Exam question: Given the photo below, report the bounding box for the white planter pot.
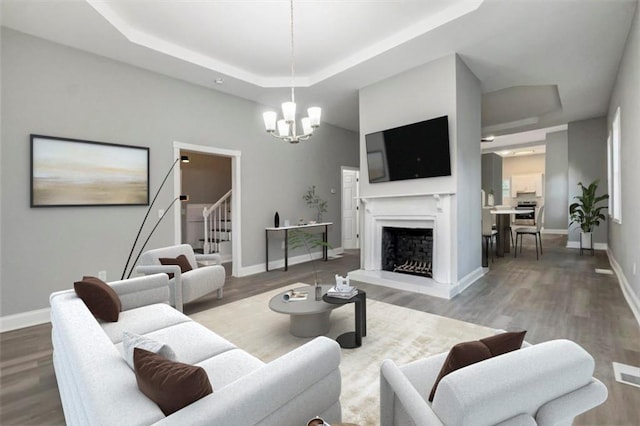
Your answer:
[487,194,495,206]
[580,231,593,249]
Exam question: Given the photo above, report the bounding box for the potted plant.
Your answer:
[569,180,609,252]
[303,185,328,223]
[288,229,332,300]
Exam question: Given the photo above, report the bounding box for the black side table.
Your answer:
[323,290,366,348]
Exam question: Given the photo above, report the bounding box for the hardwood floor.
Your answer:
[1,235,639,425]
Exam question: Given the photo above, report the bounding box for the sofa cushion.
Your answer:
[160,254,193,279]
[102,303,190,344]
[196,348,264,390]
[122,331,176,369]
[143,321,237,365]
[429,331,526,401]
[134,348,212,416]
[74,276,122,322]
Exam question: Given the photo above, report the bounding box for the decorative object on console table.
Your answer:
[274,211,280,228]
[569,180,608,256]
[303,185,328,223]
[487,189,495,206]
[121,155,189,279]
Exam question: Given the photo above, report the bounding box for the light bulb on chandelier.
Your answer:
[263,0,321,143]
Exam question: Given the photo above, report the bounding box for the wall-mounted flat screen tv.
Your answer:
[365,115,451,183]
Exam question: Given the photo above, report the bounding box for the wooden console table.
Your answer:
[265,222,332,271]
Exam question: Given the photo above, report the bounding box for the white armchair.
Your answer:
[136,244,225,312]
[380,339,607,426]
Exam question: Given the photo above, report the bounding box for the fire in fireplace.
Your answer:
[381,227,433,278]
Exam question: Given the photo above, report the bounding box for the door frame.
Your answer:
[341,166,360,249]
[173,141,242,277]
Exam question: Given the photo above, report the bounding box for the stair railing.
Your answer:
[202,189,232,254]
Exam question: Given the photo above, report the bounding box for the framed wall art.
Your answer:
[30,134,149,207]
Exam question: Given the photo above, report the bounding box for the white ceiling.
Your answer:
[2,0,637,141]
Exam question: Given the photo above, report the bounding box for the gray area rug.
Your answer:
[190,284,495,425]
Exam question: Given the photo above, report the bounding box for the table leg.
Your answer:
[495,214,511,257]
[335,293,365,349]
[323,225,328,261]
[284,229,289,271]
[482,236,489,267]
[265,230,269,272]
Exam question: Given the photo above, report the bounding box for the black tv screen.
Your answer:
[365,115,451,183]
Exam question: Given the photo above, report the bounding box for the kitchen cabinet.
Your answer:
[511,173,543,197]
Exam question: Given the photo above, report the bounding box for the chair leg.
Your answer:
[538,232,543,254]
[490,237,494,262]
[514,233,518,258]
[535,235,539,260]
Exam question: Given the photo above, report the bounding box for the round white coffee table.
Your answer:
[269,284,339,337]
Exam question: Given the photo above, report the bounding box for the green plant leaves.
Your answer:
[569,179,609,233]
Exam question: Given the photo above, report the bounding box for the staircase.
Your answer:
[201,189,232,258]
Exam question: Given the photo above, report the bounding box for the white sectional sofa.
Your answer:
[50,273,342,425]
[380,339,608,426]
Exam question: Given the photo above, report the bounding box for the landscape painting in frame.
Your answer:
[31,135,149,207]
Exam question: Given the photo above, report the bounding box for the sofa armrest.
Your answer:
[155,337,342,426]
[108,273,172,311]
[194,253,222,265]
[536,378,608,424]
[380,359,444,426]
[135,265,183,312]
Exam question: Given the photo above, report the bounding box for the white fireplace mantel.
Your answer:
[349,193,457,299]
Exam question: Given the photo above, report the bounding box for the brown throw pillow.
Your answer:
[134,348,212,416]
[159,254,193,279]
[74,276,122,322]
[428,331,526,401]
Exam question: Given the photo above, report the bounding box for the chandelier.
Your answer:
[263,0,321,143]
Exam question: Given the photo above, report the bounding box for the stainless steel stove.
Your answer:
[515,200,536,225]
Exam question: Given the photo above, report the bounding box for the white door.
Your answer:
[342,168,360,249]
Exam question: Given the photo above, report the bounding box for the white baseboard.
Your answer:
[542,229,568,235]
[0,308,51,333]
[454,266,487,295]
[237,247,344,278]
[607,249,640,327]
[566,241,608,250]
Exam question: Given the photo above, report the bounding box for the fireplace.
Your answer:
[382,227,433,278]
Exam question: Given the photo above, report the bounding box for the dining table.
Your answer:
[490,208,534,257]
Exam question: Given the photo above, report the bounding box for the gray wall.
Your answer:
[481,153,503,205]
[454,56,482,280]
[359,55,457,198]
[544,130,568,231]
[359,54,482,282]
[567,117,608,244]
[607,2,639,304]
[0,29,359,317]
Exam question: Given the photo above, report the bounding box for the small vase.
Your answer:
[274,211,280,228]
[315,285,322,301]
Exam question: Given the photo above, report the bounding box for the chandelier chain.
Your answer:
[289,0,295,103]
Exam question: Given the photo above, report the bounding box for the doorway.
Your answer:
[341,167,360,249]
[173,141,242,277]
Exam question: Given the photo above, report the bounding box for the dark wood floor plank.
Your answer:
[1,235,639,425]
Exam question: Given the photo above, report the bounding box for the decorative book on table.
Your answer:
[282,290,308,302]
[327,275,357,299]
[327,286,357,299]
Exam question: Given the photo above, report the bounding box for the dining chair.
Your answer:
[482,208,498,262]
[514,205,544,260]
